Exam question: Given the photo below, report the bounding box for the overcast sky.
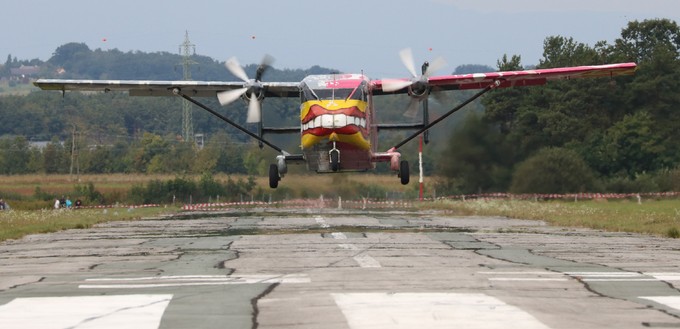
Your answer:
[3,0,679,78]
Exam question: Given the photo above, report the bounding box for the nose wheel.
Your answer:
[330,150,340,172]
[329,142,340,172]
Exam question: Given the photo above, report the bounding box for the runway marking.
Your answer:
[566,271,658,282]
[645,273,680,281]
[314,216,329,228]
[338,243,360,251]
[581,278,659,282]
[352,254,381,268]
[478,271,564,275]
[79,274,310,289]
[489,278,569,282]
[332,292,550,329]
[0,294,171,329]
[566,271,645,277]
[640,296,680,311]
[329,228,382,268]
[480,271,568,282]
[331,232,347,239]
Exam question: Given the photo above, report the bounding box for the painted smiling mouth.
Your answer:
[300,103,371,150]
[301,104,367,133]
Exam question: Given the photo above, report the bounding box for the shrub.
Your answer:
[510,147,598,194]
[603,173,659,193]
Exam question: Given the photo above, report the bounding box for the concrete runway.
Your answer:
[1,208,680,328]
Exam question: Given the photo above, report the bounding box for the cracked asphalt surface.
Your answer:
[1,208,680,328]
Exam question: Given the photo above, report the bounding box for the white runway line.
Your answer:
[581,279,659,282]
[329,228,382,268]
[488,278,569,282]
[0,294,172,329]
[645,273,680,281]
[480,271,569,282]
[566,272,644,277]
[79,274,310,289]
[332,292,550,329]
[478,271,564,275]
[314,216,330,228]
[352,254,381,268]
[338,243,360,251]
[566,271,658,282]
[331,232,347,239]
[640,296,680,311]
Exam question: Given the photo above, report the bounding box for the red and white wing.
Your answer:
[372,62,637,94]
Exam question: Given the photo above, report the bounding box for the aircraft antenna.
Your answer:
[179,31,198,143]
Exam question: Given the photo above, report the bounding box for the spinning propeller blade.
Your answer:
[382,79,414,93]
[403,98,420,119]
[217,55,275,123]
[399,48,418,78]
[225,57,249,82]
[424,56,447,77]
[247,93,261,123]
[217,87,248,106]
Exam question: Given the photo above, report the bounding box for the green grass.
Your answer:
[425,198,680,238]
[0,206,177,242]
[2,188,680,243]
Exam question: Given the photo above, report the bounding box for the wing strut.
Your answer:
[390,80,500,151]
[174,88,286,154]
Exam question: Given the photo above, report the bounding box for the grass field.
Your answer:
[1,174,679,243]
[0,206,177,242]
[427,198,680,238]
[0,173,422,200]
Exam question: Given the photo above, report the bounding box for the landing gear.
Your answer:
[269,164,280,189]
[330,150,340,172]
[399,160,410,185]
[329,142,340,172]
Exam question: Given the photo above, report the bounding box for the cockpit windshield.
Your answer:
[300,74,368,103]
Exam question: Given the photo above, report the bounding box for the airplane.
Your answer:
[34,49,637,188]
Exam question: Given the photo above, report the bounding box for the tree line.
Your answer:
[438,19,680,194]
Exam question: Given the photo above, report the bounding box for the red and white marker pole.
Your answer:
[419,135,424,201]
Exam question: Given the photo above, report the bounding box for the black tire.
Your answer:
[330,150,340,172]
[268,164,279,188]
[399,160,410,185]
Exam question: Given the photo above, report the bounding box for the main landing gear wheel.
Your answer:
[399,160,410,185]
[269,164,280,188]
[330,150,340,172]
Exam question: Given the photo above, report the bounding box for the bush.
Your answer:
[126,175,257,204]
[73,182,104,205]
[603,173,660,193]
[510,147,598,194]
[654,168,680,192]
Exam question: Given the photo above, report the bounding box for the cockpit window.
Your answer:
[301,82,366,102]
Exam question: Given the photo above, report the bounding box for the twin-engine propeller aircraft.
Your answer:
[34,49,637,188]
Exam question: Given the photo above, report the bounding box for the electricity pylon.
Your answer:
[179,31,197,143]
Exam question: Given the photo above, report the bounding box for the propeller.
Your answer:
[382,48,447,118]
[217,55,275,123]
[382,48,447,93]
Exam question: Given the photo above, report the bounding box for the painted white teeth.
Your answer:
[302,114,366,130]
